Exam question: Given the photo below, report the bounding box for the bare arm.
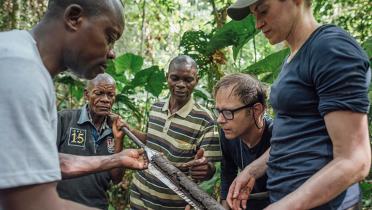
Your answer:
[265,111,371,210]
[128,127,147,144]
[0,182,98,210]
[59,149,147,179]
[110,117,125,184]
[227,147,270,210]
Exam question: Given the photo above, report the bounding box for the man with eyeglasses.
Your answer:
[213,73,272,210]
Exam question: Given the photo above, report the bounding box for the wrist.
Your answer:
[206,162,216,179]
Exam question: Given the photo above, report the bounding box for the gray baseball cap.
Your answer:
[227,0,259,21]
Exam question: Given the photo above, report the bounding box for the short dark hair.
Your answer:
[168,55,198,73]
[45,0,122,19]
[214,73,267,107]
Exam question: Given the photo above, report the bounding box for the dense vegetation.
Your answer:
[1,0,371,209]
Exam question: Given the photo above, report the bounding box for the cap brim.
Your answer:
[227,0,258,21]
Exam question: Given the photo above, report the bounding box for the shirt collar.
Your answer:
[162,97,195,118]
[77,104,109,131]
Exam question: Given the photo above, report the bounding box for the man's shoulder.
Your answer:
[309,25,366,56]
[58,108,82,119]
[190,102,215,122]
[152,101,166,108]
[0,30,37,59]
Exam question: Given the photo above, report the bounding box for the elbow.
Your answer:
[358,157,371,180]
[352,151,371,182]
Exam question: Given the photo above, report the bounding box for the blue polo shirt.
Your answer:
[268,25,370,209]
[56,105,116,210]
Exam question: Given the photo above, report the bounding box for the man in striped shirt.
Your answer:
[127,55,221,210]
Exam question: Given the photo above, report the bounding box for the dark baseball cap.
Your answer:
[227,0,259,20]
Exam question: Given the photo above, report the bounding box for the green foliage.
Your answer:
[361,180,372,209]
[209,16,259,60]
[313,0,371,43]
[131,66,166,97]
[362,37,372,60]
[2,0,371,209]
[199,162,221,200]
[106,53,167,129]
[114,53,144,75]
[243,48,290,83]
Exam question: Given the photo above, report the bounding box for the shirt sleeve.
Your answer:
[220,132,238,200]
[56,112,64,149]
[310,29,371,116]
[0,58,61,189]
[198,120,222,162]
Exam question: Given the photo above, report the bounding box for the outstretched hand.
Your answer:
[226,169,256,210]
[118,149,148,170]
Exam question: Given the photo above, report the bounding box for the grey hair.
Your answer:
[86,73,116,90]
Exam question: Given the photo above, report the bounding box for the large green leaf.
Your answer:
[131,66,166,97]
[114,53,144,75]
[362,37,372,60]
[207,15,259,59]
[243,48,290,83]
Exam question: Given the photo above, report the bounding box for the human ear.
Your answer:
[253,103,264,118]
[83,88,89,101]
[64,4,84,31]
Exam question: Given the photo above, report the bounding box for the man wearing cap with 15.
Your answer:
[226,0,371,210]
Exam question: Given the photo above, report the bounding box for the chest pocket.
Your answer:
[168,124,200,159]
[68,127,86,148]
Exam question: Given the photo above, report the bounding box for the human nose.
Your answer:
[255,17,265,30]
[101,94,110,102]
[216,112,226,124]
[176,80,186,88]
[107,48,116,59]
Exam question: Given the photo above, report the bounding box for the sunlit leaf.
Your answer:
[243,48,289,83]
[131,66,166,97]
[114,53,144,75]
[208,15,259,59]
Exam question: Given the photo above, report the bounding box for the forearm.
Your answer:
[273,156,368,210]
[59,153,123,179]
[243,147,270,179]
[270,112,371,210]
[129,127,147,144]
[0,182,98,210]
[110,140,125,183]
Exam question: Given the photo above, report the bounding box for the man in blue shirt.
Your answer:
[214,73,272,210]
[226,0,371,210]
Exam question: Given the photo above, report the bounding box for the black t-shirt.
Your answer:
[220,117,272,210]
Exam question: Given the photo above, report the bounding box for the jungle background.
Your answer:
[0,0,371,209]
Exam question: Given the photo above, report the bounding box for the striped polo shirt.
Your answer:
[130,98,221,210]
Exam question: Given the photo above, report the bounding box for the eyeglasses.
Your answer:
[213,102,255,120]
